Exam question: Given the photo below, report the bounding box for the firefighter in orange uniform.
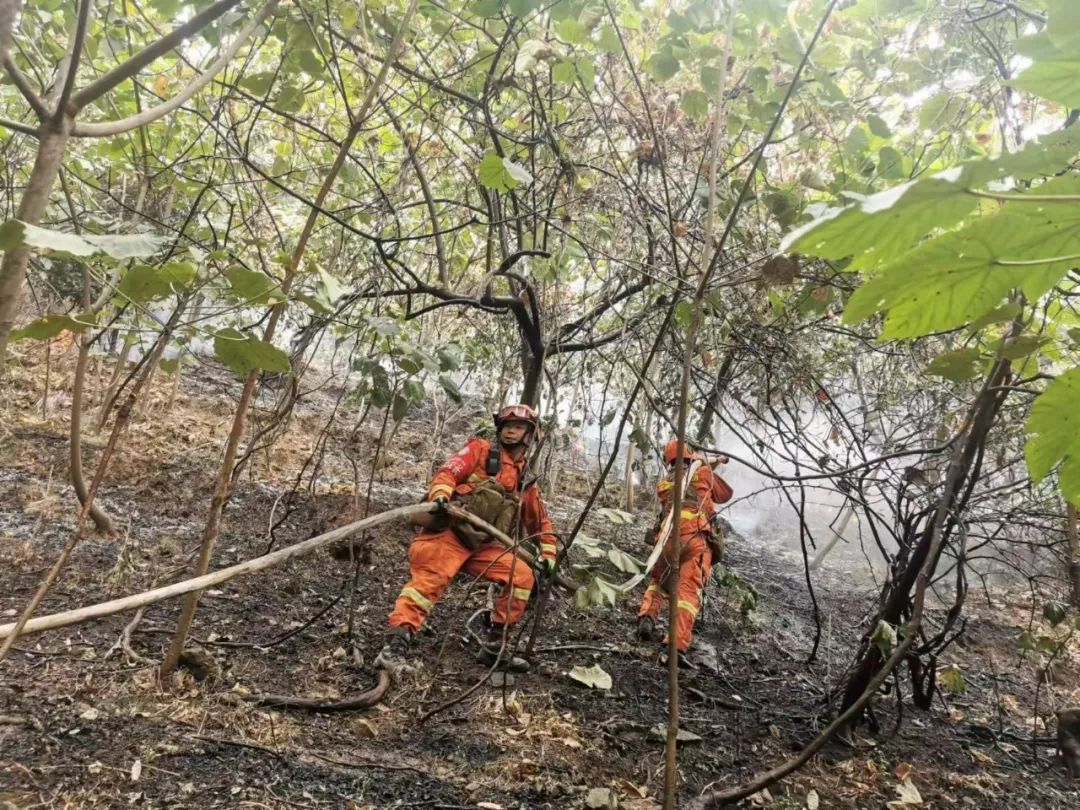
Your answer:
[636,439,733,660]
[375,404,557,674]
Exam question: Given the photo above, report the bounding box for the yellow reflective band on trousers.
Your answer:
[400,586,432,612]
[512,587,531,602]
[680,509,703,520]
[677,599,699,617]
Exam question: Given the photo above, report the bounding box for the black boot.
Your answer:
[468,612,530,673]
[636,616,657,642]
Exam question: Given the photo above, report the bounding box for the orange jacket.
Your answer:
[428,437,557,561]
[656,463,732,538]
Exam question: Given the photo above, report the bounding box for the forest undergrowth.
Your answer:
[1,345,1077,810]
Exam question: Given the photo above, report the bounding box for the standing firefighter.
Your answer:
[636,439,733,660]
[375,404,558,675]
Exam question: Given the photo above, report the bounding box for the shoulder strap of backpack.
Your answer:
[485,442,502,477]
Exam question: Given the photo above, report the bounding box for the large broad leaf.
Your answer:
[1025,368,1080,506]
[225,266,285,305]
[568,663,612,689]
[213,328,291,375]
[843,175,1080,338]
[1041,0,1080,50]
[477,152,531,192]
[10,312,97,342]
[925,348,983,382]
[1010,32,1080,108]
[118,262,197,302]
[0,220,165,259]
[782,127,1080,267]
[607,547,642,574]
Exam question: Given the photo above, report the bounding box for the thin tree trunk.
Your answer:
[0,124,72,368]
[623,419,636,512]
[1068,504,1080,609]
[161,0,423,676]
[71,331,115,534]
[97,331,133,432]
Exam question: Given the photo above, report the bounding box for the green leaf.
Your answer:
[681,89,709,121]
[552,59,575,84]
[392,392,410,422]
[842,176,1080,338]
[968,303,1021,332]
[118,262,196,302]
[782,127,1080,269]
[870,619,897,655]
[675,300,694,327]
[918,93,949,129]
[438,374,463,403]
[0,220,165,259]
[867,114,891,138]
[1010,32,1080,107]
[877,146,904,179]
[598,25,620,53]
[473,0,502,16]
[1000,335,1051,360]
[646,51,679,82]
[1043,600,1069,627]
[436,345,461,371]
[700,65,722,94]
[225,266,284,305]
[926,348,983,382]
[556,18,585,44]
[478,151,529,191]
[239,71,276,95]
[575,57,595,90]
[1025,369,1080,506]
[9,312,96,342]
[607,547,642,574]
[568,663,612,689]
[159,357,180,374]
[1018,630,1037,652]
[940,664,965,694]
[213,329,290,376]
[396,355,422,374]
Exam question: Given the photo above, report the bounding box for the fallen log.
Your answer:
[0,502,575,641]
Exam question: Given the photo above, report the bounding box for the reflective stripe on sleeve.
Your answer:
[429,484,454,500]
[512,587,531,602]
[400,586,433,612]
[677,599,699,617]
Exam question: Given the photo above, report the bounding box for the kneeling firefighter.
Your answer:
[375,404,558,675]
[636,439,733,661]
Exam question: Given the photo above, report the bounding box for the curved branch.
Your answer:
[70,0,244,109]
[1,54,48,120]
[52,0,92,120]
[71,0,279,137]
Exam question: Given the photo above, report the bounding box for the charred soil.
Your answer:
[1,348,1078,809]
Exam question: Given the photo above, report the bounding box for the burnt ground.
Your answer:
[1,345,1079,809]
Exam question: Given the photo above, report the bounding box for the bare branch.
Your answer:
[69,0,244,110]
[72,0,278,137]
[1,54,47,120]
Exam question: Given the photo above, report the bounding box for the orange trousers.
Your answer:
[388,528,534,633]
[637,533,711,652]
